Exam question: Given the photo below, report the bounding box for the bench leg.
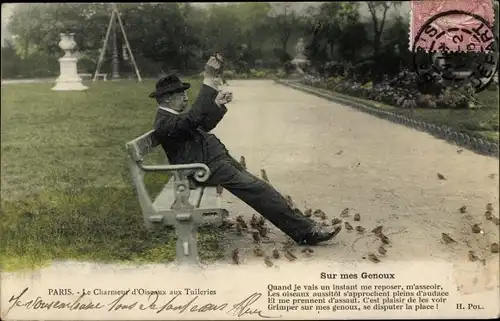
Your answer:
[174,221,200,264]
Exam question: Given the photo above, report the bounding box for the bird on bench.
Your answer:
[149,55,341,246]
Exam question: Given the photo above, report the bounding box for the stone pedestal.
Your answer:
[52,57,88,91]
[52,33,88,91]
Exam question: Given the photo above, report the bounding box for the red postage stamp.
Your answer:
[410,0,496,53]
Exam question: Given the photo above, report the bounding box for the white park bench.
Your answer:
[125,130,228,264]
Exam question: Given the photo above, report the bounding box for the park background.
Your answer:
[1,2,499,271]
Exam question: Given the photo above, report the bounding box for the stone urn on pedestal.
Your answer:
[52,33,88,91]
[290,38,311,78]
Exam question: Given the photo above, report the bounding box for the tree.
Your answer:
[365,1,402,57]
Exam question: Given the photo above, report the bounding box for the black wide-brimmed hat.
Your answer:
[148,74,191,98]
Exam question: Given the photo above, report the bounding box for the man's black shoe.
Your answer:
[302,225,342,245]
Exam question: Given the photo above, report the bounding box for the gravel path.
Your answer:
[213,80,499,294]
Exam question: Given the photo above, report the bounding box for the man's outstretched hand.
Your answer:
[215,90,233,106]
[205,55,223,79]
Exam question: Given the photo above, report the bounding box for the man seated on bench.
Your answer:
[150,56,341,246]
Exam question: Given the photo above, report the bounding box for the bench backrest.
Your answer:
[125,130,159,162]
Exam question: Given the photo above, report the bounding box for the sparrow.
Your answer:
[441,233,456,244]
[318,210,327,220]
[231,248,240,264]
[284,250,297,261]
[236,215,248,229]
[485,211,493,220]
[236,222,244,235]
[250,214,259,229]
[336,150,343,155]
[257,216,266,228]
[378,232,390,244]
[378,246,387,255]
[491,243,499,253]
[437,173,446,180]
[331,217,342,225]
[355,226,365,233]
[264,256,274,267]
[341,208,350,217]
[459,205,467,213]
[258,226,268,238]
[372,225,383,235]
[313,209,325,218]
[253,247,265,257]
[252,231,261,243]
[345,222,354,231]
[486,203,494,211]
[457,149,463,154]
[260,169,269,183]
[239,156,247,169]
[353,213,361,221]
[468,250,479,262]
[283,238,295,250]
[471,224,481,234]
[285,195,297,209]
[272,248,280,259]
[304,208,313,217]
[216,185,223,195]
[221,219,235,229]
[368,253,380,263]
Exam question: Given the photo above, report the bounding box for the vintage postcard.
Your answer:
[1,2,499,320]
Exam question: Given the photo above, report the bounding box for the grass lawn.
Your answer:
[0,79,224,272]
[303,83,499,144]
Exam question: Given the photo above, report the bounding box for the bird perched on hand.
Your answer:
[260,169,269,183]
[441,233,456,244]
[331,217,342,225]
[345,222,354,231]
[313,209,327,220]
[239,156,247,169]
[353,213,361,221]
[253,247,265,257]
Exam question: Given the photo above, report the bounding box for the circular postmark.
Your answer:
[412,10,499,93]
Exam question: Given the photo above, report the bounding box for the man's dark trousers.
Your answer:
[198,154,315,243]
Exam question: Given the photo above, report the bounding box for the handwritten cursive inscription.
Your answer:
[3,288,283,319]
[227,292,281,318]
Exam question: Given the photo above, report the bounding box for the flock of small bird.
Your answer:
[441,202,500,263]
[225,157,499,266]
